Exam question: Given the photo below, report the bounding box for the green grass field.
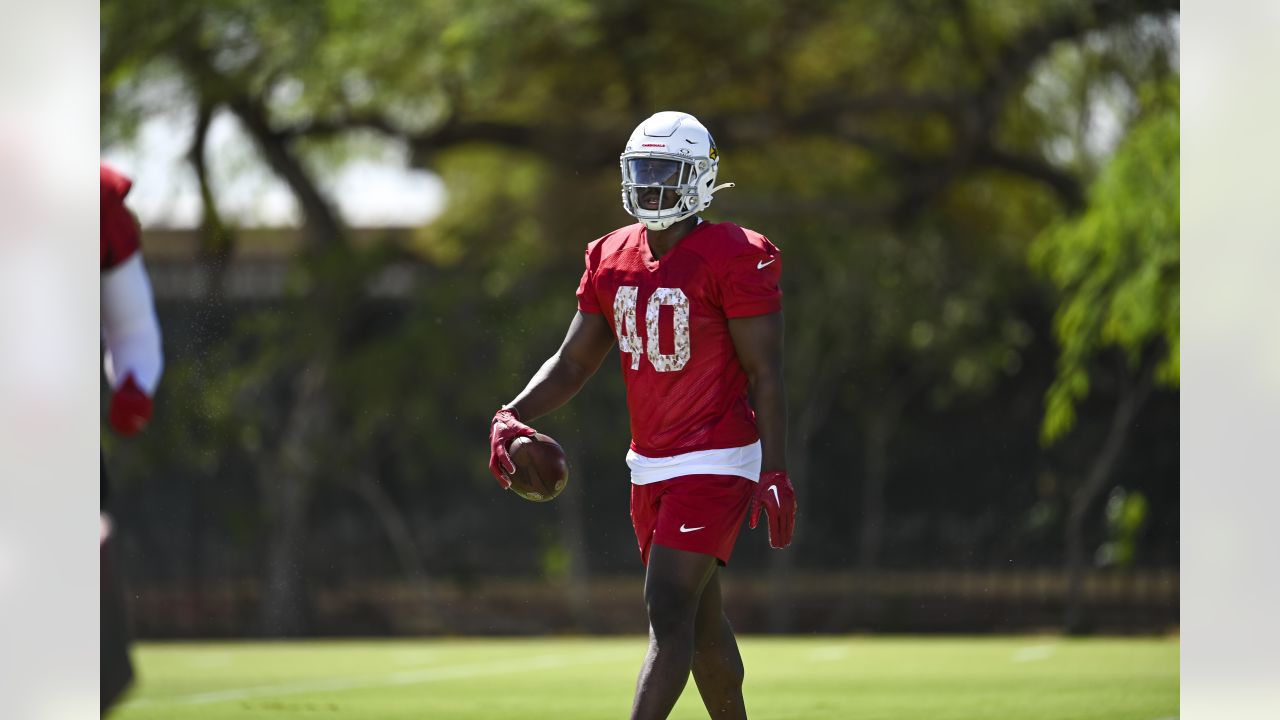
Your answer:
[112,636,1178,719]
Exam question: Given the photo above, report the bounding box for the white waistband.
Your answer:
[626,441,761,485]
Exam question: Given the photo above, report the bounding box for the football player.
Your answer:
[101,162,163,714]
[489,111,796,720]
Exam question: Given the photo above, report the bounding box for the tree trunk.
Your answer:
[258,358,330,636]
[185,99,232,627]
[1063,359,1155,634]
[348,470,434,622]
[259,467,311,636]
[858,410,893,571]
[767,365,837,633]
[188,101,235,307]
[218,84,347,637]
[230,96,343,251]
[557,450,593,631]
[858,383,916,572]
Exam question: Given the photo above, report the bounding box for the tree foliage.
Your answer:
[101,0,1181,633]
[1032,78,1179,444]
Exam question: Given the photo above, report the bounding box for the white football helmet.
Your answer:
[620,111,734,231]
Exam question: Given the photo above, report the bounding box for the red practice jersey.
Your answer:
[101,163,140,271]
[577,221,782,457]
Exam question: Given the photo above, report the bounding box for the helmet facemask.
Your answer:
[620,156,706,231]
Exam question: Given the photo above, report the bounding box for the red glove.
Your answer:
[108,374,152,436]
[489,407,536,489]
[749,470,797,549]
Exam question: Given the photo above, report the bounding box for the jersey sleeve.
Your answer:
[576,240,604,314]
[101,164,141,270]
[718,241,782,318]
[101,253,164,394]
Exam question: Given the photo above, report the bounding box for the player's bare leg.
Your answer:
[631,544,719,720]
[691,571,746,719]
[101,514,134,714]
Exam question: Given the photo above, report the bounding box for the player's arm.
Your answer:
[102,252,164,436]
[489,311,614,486]
[729,310,797,549]
[506,310,616,421]
[728,310,787,472]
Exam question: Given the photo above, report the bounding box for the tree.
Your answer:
[102,0,1180,635]
[1031,77,1178,632]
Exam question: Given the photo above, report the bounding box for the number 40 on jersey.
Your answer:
[613,286,690,373]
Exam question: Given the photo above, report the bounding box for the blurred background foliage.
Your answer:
[101,0,1179,636]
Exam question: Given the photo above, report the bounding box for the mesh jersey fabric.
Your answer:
[577,220,781,457]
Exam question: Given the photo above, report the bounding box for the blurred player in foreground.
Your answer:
[489,111,796,720]
[100,162,163,714]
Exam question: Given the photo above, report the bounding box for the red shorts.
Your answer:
[630,474,756,566]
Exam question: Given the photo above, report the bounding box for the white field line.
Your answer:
[390,649,440,666]
[183,651,232,669]
[1011,644,1057,663]
[807,647,850,662]
[123,648,632,708]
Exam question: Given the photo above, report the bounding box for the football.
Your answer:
[506,433,570,502]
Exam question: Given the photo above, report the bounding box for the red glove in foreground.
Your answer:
[488,407,537,489]
[108,374,152,436]
[749,470,797,549]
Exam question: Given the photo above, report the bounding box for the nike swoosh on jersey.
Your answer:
[757,258,777,269]
[679,524,706,533]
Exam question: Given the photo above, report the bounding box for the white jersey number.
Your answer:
[613,286,690,372]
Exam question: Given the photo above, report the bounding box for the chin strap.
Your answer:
[642,182,736,230]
